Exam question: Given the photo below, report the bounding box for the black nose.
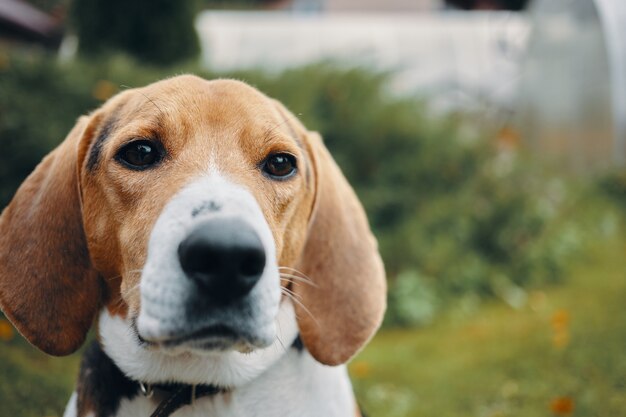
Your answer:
[178,218,266,302]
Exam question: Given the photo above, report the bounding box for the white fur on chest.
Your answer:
[66,302,356,417]
[113,351,354,417]
[64,350,355,417]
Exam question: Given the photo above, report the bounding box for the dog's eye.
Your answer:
[263,153,297,179]
[116,140,162,169]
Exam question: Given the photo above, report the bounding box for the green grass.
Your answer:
[1,236,624,417]
[0,334,80,416]
[351,236,626,417]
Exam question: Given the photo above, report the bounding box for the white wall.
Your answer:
[195,11,529,110]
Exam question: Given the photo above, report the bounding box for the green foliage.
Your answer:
[0,51,587,328]
[386,270,438,327]
[0,53,172,205]
[599,170,626,209]
[0,57,91,205]
[70,0,200,65]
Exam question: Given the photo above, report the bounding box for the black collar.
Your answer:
[138,382,224,417]
[76,341,225,417]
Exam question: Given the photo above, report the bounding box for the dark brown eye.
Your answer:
[116,140,162,169]
[263,153,297,179]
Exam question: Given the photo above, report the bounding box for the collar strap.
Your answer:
[139,381,224,417]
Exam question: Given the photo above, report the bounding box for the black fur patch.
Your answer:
[87,115,117,170]
[191,200,222,217]
[291,334,304,352]
[76,340,139,416]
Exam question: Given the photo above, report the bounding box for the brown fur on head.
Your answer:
[0,75,386,365]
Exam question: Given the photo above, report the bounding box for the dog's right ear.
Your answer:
[0,116,102,356]
[294,132,387,366]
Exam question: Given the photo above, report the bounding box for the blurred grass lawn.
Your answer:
[351,234,626,417]
[1,235,624,417]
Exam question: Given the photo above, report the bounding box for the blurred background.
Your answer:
[0,0,625,416]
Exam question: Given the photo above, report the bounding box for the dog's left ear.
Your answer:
[294,131,386,366]
[0,116,102,356]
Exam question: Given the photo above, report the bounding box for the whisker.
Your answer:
[278,267,314,282]
[275,318,288,354]
[278,267,314,279]
[106,269,143,282]
[278,270,310,280]
[110,294,127,310]
[280,289,319,328]
[106,274,123,282]
[277,336,287,352]
[104,270,142,310]
[107,282,142,311]
[280,286,302,301]
[279,291,301,321]
[279,273,318,288]
[278,266,307,275]
[121,282,142,297]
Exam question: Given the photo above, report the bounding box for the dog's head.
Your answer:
[0,75,385,373]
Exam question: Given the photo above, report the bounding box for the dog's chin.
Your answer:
[163,327,262,355]
[137,322,273,356]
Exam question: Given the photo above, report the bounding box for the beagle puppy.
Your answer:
[0,75,386,417]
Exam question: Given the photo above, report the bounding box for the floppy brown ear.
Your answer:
[294,132,386,366]
[0,116,101,356]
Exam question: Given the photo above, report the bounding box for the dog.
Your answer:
[0,75,386,417]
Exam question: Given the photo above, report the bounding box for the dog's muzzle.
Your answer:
[136,176,281,352]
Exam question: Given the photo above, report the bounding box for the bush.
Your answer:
[70,0,200,65]
[0,51,585,327]
[600,171,626,209]
[0,53,175,205]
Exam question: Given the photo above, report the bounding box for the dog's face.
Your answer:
[81,77,314,353]
[0,75,385,376]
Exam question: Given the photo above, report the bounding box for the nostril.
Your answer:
[178,235,220,278]
[239,248,266,277]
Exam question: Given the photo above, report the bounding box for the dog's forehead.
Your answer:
[142,75,266,102]
[131,76,281,127]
